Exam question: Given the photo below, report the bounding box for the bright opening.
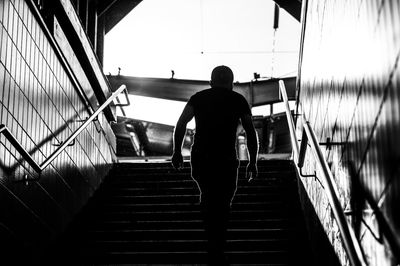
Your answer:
[105,0,300,124]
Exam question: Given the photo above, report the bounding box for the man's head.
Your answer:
[210,65,234,90]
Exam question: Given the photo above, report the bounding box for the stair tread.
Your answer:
[101,250,287,255]
[93,238,287,243]
[98,209,286,213]
[82,250,290,264]
[103,201,287,206]
[90,228,287,232]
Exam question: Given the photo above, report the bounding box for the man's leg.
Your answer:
[203,196,231,265]
[193,160,238,265]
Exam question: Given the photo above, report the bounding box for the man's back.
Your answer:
[171,65,258,265]
[188,88,251,160]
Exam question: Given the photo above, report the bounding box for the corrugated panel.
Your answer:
[298,0,400,265]
[0,0,114,261]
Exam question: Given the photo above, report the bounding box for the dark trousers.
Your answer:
[191,158,239,265]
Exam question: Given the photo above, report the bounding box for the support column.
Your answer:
[88,0,98,50]
[78,0,89,32]
[96,15,105,66]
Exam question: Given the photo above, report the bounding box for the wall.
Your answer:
[298,0,400,265]
[0,0,115,262]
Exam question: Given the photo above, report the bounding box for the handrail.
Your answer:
[279,80,299,162]
[279,80,366,266]
[0,85,128,175]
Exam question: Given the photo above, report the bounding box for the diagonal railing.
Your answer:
[0,84,129,175]
[279,80,366,266]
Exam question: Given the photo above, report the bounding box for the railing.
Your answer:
[0,85,129,176]
[279,80,367,266]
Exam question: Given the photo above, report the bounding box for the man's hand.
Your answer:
[171,152,184,170]
[172,104,193,171]
[246,161,258,182]
[240,114,259,182]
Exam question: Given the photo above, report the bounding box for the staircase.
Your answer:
[49,160,313,265]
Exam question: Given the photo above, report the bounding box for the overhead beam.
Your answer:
[100,0,143,34]
[97,0,119,17]
[108,75,296,106]
[273,0,301,21]
[108,76,210,102]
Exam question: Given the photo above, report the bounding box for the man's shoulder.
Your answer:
[192,88,212,98]
[231,90,244,97]
[190,88,246,103]
[189,88,210,104]
[231,90,247,101]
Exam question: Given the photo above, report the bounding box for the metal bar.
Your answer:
[278,80,299,161]
[319,142,346,145]
[0,125,41,173]
[298,128,308,168]
[40,85,127,170]
[279,79,366,266]
[302,119,366,266]
[0,85,128,174]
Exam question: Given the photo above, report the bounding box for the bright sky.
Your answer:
[105,0,300,125]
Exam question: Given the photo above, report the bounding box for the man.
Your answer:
[171,65,258,265]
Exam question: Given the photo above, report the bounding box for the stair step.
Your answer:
[105,179,292,190]
[112,170,295,179]
[114,160,294,172]
[86,238,289,252]
[99,202,288,213]
[95,209,289,221]
[104,193,290,203]
[78,250,289,264]
[86,228,289,241]
[91,218,289,230]
[105,185,290,195]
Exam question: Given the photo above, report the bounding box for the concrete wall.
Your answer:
[298,0,400,265]
[0,0,115,261]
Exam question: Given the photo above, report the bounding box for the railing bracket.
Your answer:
[319,137,346,150]
[299,167,316,178]
[76,116,98,122]
[53,139,75,147]
[114,88,130,107]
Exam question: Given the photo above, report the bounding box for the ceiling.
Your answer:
[99,0,301,35]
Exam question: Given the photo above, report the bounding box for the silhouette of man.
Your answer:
[171,65,258,265]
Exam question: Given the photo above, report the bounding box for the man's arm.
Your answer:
[172,104,194,169]
[240,114,259,180]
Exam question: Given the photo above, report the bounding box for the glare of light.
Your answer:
[105,0,301,126]
[252,105,271,117]
[104,0,300,81]
[117,95,195,129]
[252,101,295,117]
